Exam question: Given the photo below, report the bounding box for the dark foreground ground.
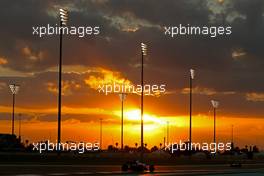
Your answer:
[0,152,263,175]
[0,163,264,175]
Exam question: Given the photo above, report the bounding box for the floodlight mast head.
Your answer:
[9,84,19,95]
[59,8,68,26]
[211,100,219,109]
[141,43,147,56]
[190,69,195,80]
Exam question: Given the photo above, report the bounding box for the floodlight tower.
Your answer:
[231,124,234,144]
[57,8,68,151]
[18,113,22,142]
[119,93,127,150]
[231,124,234,149]
[167,121,169,144]
[100,118,103,150]
[140,42,147,161]
[189,69,195,150]
[211,100,219,144]
[9,84,19,136]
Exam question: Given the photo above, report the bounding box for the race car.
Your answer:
[121,160,155,172]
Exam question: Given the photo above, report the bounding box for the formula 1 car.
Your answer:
[121,160,155,172]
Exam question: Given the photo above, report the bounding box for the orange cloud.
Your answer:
[103,11,161,33]
[180,87,235,96]
[246,92,264,102]
[0,57,8,65]
[46,80,81,96]
[181,87,217,95]
[84,67,165,97]
[21,46,44,61]
[84,67,131,90]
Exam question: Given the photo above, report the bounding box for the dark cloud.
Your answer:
[0,0,264,118]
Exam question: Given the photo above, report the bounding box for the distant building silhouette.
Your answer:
[0,134,21,151]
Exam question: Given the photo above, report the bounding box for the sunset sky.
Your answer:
[0,0,264,149]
